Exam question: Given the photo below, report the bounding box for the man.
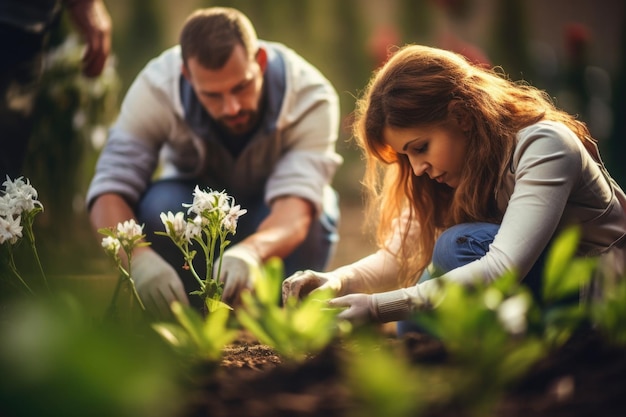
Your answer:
[0,0,112,180]
[87,7,342,318]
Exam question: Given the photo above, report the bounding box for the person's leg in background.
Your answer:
[397,222,500,337]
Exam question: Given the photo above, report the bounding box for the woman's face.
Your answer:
[383,123,468,188]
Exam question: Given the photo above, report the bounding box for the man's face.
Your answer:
[183,44,266,136]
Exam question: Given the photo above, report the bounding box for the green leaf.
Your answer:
[543,226,581,298]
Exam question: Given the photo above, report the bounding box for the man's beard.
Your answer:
[216,110,259,137]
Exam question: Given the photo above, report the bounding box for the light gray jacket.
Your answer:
[87,41,342,215]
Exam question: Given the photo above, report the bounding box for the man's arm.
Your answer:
[241,195,314,261]
[89,193,145,262]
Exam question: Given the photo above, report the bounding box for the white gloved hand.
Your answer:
[216,244,262,307]
[132,249,189,319]
[327,293,376,324]
[282,269,343,304]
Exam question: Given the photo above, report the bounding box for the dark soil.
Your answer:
[182,328,626,417]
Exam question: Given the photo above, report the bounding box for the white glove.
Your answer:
[132,249,189,319]
[217,244,262,307]
[327,293,376,324]
[282,269,343,304]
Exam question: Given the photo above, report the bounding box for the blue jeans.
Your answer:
[397,222,549,336]
[136,179,339,308]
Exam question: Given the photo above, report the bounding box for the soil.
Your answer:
[172,201,626,417]
[181,327,626,417]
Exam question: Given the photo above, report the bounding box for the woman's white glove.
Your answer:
[132,249,189,319]
[216,244,262,306]
[327,293,376,324]
[282,270,343,304]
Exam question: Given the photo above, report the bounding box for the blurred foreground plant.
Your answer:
[237,257,344,363]
[152,301,238,366]
[0,294,185,417]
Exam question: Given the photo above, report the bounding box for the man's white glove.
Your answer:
[282,270,343,304]
[327,293,376,324]
[217,244,262,307]
[132,249,189,319]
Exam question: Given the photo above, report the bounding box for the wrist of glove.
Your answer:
[282,269,344,304]
[132,249,189,319]
[217,244,262,306]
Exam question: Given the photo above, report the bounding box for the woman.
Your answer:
[281,44,626,328]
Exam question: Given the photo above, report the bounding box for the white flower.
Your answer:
[497,294,530,335]
[0,194,13,217]
[185,215,203,241]
[184,186,229,217]
[160,211,187,240]
[0,214,23,245]
[222,203,247,233]
[2,176,42,215]
[116,219,143,240]
[101,236,121,254]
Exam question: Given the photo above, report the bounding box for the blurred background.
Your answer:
[18,0,626,280]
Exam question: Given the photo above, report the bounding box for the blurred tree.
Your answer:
[112,0,165,94]
[489,0,534,82]
[608,7,626,186]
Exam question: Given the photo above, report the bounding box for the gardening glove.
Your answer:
[217,244,262,307]
[132,249,189,319]
[328,280,445,325]
[327,293,376,325]
[282,270,343,304]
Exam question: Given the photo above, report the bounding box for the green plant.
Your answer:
[237,257,344,362]
[152,301,238,364]
[0,176,48,295]
[98,219,149,318]
[343,331,426,417]
[540,225,597,348]
[412,275,546,416]
[0,294,185,417]
[156,187,246,312]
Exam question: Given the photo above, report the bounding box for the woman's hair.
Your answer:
[352,44,595,285]
[179,7,258,69]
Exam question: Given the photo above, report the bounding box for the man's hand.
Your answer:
[217,244,262,307]
[281,269,342,304]
[132,249,189,319]
[327,293,377,324]
[65,0,112,77]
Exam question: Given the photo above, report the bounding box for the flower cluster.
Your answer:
[0,176,46,294]
[0,176,42,245]
[158,186,247,310]
[99,219,149,314]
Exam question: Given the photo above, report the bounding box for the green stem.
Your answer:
[7,249,35,296]
[25,219,49,291]
[105,271,125,320]
[126,253,145,311]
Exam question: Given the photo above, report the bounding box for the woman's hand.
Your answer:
[281,270,342,304]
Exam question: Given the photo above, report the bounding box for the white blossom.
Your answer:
[2,176,42,215]
[497,294,530,335]
[101,236,121,254]
[0,214,23,244]
[185,215,203,241]
[184,186,229,217]
[222,203,247,234]
[160,211,187,239]
[0,194,12,217]
[116,219,143,240]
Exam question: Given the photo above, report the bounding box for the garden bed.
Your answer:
[181,328,626,417]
